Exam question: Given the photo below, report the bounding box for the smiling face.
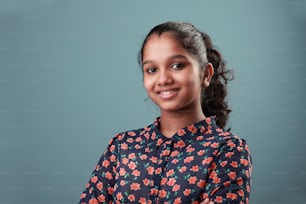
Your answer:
[142,32,206,114]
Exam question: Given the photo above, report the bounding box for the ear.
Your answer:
[202,63,214,88]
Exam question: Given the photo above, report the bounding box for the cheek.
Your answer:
[184,74,202,91]
[179,74,196,86]
[143,76,153,92]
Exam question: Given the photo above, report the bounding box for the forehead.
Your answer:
[145,32,182,47]
[142,33,187,59]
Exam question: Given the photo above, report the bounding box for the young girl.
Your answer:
[79,21,252,204]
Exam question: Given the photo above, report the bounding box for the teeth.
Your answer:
[160,91,173,95]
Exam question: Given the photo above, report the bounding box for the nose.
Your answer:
[157,69,173,86]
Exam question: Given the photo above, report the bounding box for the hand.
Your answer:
[200,198,214,204]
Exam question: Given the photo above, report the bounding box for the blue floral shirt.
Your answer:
[80,117,252,204]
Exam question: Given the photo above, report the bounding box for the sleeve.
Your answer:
[79,135,120,204]
[204,137,252,204]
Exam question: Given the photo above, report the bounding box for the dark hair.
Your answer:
[138,21,234,129]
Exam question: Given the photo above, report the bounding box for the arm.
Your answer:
[204,137,252,204]
[79,136,119,204]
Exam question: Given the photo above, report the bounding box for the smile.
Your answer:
[158,90,178,99]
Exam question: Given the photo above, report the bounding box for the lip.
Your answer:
[157,89,178,99]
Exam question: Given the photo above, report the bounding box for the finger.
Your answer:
[209,201,214,204]
[200,198,210,204]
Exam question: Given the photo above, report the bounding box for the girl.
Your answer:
[80,21,252,204]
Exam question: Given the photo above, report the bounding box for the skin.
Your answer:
[142,32,214,138]
[202,198,214,204]
[142,32,215,203]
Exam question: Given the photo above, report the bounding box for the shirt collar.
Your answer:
[149,116,218,144]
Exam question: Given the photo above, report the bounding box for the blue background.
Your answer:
[1,0,306,203]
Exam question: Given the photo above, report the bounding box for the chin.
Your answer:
[159,105,185,113]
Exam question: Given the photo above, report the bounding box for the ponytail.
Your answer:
[201,32,234,130]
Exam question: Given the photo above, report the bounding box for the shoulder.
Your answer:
[202,117,249,149]
[110,120,156,144]
[219,132,250,155]
[207,124,251,156]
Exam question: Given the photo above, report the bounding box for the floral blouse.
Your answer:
[80,117,252,204]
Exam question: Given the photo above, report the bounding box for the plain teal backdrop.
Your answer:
[1,0,306,203]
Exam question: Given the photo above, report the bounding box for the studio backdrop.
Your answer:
[1,0,306,203]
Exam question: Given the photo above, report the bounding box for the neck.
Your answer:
[159,109,206,138]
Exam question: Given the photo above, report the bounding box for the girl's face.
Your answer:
[142,32,208,114]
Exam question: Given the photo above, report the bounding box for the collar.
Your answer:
[148,116,218,145]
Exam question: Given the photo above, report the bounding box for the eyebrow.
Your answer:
[142,54,188,66]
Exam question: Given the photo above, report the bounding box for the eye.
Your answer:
[171,63,184,70]
[145,67,157,74]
